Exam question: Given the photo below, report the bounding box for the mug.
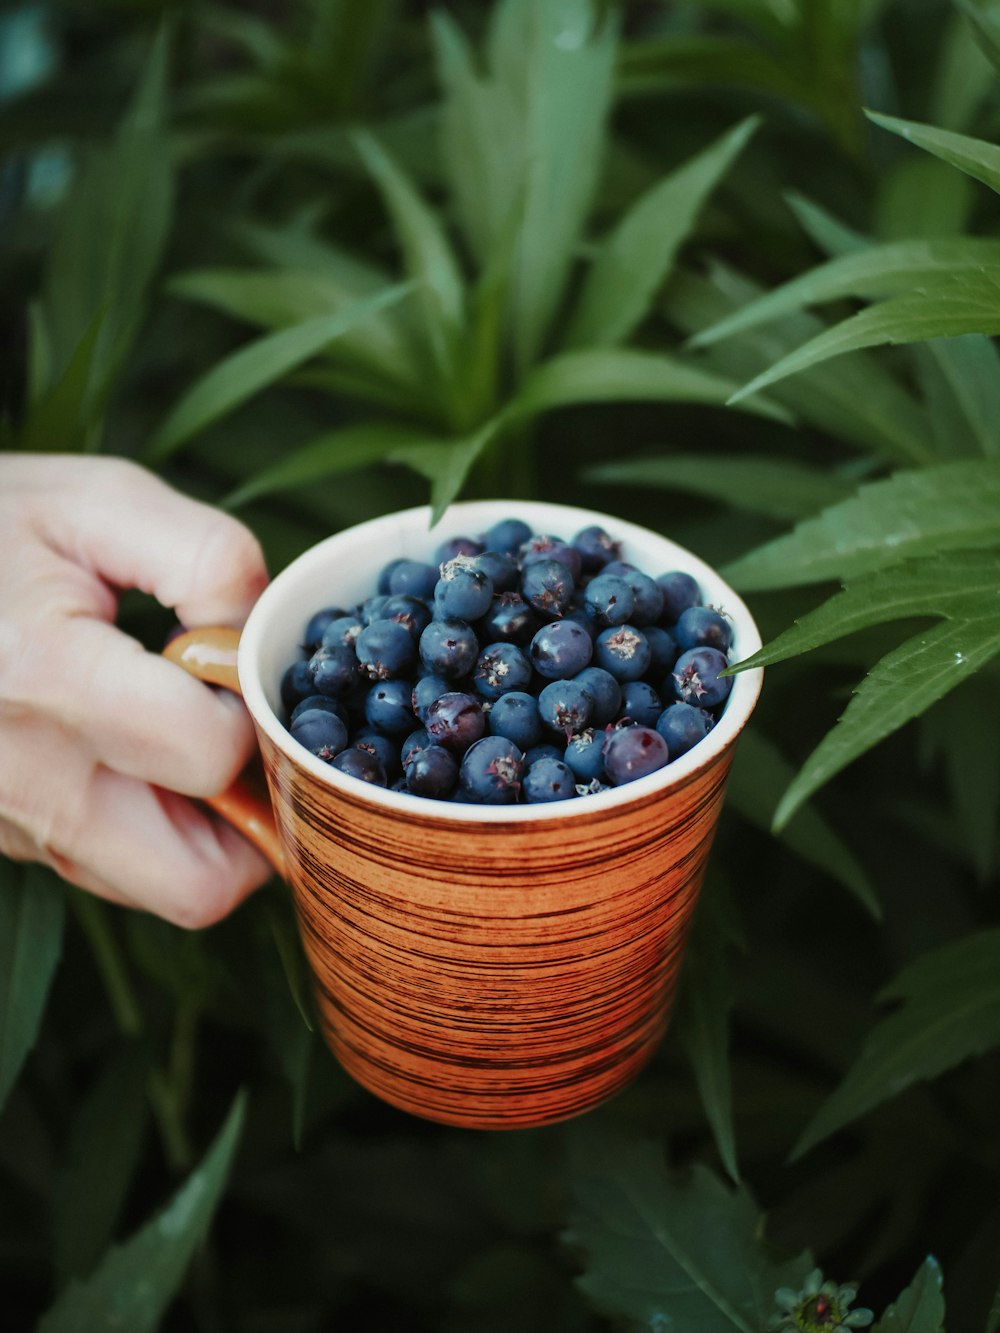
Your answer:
[165,500,763,1130]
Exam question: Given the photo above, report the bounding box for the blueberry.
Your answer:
[523,756,577,804]
[519,534,583,581]
[655,702,713,759]
[385,559,438,600]
[377,558,406,595]
[320,614,364,650]
[573,666,622,727]
[573,524,621,573]
[593,625,652,682]
[401,728,432,766]
[674,605,733,654]
[669,647,732,708]
[379,595,433,641]
[330,748,387,786]
[303,607,348,653]
[564,728,607,783]
[403,743,459,799]
[359,594,392,625]
[523,742,565,768]
[434,557,494,621]
[538,678,594,738]
[528,620,593,680]
[617,568,664,626]
[520,557,575,617]
[474,642,533,700]
[483,517,532,554]
[644,625,679,680]
[290,694,348,726]
[280,659,315,713]
[457,736,524,804]
[472,549,519,593]
[434,535,484,564]
[355,619,417,681]
[488,690,543,751]
[419,617,480,680]
[364,679,416,735]
[289,707,349,761]
[479,592,540,646]
[308,644,360,698]
[353,729,403,781]
[619,680,663,728]
[602,725,670,785]
[425,691,486,754]
[411,673,451,722]
[656,570,701,623]
[583,573,634,627]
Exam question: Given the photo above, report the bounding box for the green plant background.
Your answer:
[2,0,999,1329]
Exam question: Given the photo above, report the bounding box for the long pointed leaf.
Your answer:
[0,864,65,1113]
[147,283,413,462]
[793,932,1000,1159]
[866,108,1000,196]
[565,115,759,348]
[872,1257,946,1333]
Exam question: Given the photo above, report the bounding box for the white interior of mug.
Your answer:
[238,500,764,822]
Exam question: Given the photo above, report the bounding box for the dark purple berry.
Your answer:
[573,524,621,573]
[669,647,732,708]
[521,558,575,617]
[602,725,670,785]
[404,744,459,799]
[434,535,484,564]
[330,747,387,786]
[425,692,486,754]
[412,673,451,722]
[519,535,582,580]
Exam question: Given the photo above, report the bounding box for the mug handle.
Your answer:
[163,627,286,878]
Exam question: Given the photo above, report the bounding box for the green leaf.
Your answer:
[957,0,1000,73]
[146,282,413,462]
[793,931,1000,1158]
[617,34,805,104]
[866,109,1000,196]
[0,863,65,1113]
[52,1045,149,1286]
[511,347,790,422]
[726,729,880,917]
[16,306,107,453]
[583,453,855,522]
[567,1137,812,1332]
[221,421,443,510]
[723,460,1000,590]
[688,237,1000,350]
[390,416,507,524]
[917,335,1000,458]
[729,550,1000,825]
[675,895,741,1183]
[41,25,173,400]
[872,1258,946,1333]
[39,1091,246,1333]
[352,130,465,387]
[986,1270,1000,1333]
[565,115,759,348]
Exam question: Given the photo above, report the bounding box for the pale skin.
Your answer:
[0,453,274,927]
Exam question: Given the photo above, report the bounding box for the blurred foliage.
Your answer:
[2,0,1000,1329]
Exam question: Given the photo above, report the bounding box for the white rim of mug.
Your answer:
[238,500,764,824]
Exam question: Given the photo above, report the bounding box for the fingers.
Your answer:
[37,769,272,928]
[29,455,269,628]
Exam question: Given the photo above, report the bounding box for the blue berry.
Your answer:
[384,559,438,600]
[529,620,593,680]
[593,625,652,682]
[379,595,432,641]
[364,679,415,735]
[400,728,432,766]
[674,605,733,653]
[523,756,577,803]
[281,659,315,713]
[573,524,621,573]
[411,673,451,722]
[355,619,417,681]
[617,567,664,626]
[290,694,348,726]
[669,647,732,708]
[479,592,539,646]
[644,625,679,679]
[353,729,403,781]
[472,549,520,593]
[619,680,663,728]
[290,707,349,761]
[656,570,701,623]
[425,691,486,754]
[573,666,622,727]
[521,558,575,617]
[483,517,532,554]
[320,614,363,650]
[655,702,713,758]
[602,725,670,785]
[303,607,348,652]
[419,617,480,679]
[457,736,524,804]
[474,642,533,700]
[564,729,607,783]
[538,678,594,738]
[331,748,387,786]
[403,743,458,799]
[520,534,582,581]
[488,691,543,751]
[308,644,360,698]
[524,742,565,767]
[583,573,634,627]
[434,557,494,620]
[359,594,392,625]
[434,534,484,564]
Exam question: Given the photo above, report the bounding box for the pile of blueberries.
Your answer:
[279,517,735,805]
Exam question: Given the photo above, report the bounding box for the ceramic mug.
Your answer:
[165,500,763,1130]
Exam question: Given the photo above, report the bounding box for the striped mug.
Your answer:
[166,501,763,1130]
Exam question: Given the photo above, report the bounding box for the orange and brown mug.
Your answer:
[165,500,763,1130]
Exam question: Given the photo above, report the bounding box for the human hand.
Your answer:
[0,453,274,926]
